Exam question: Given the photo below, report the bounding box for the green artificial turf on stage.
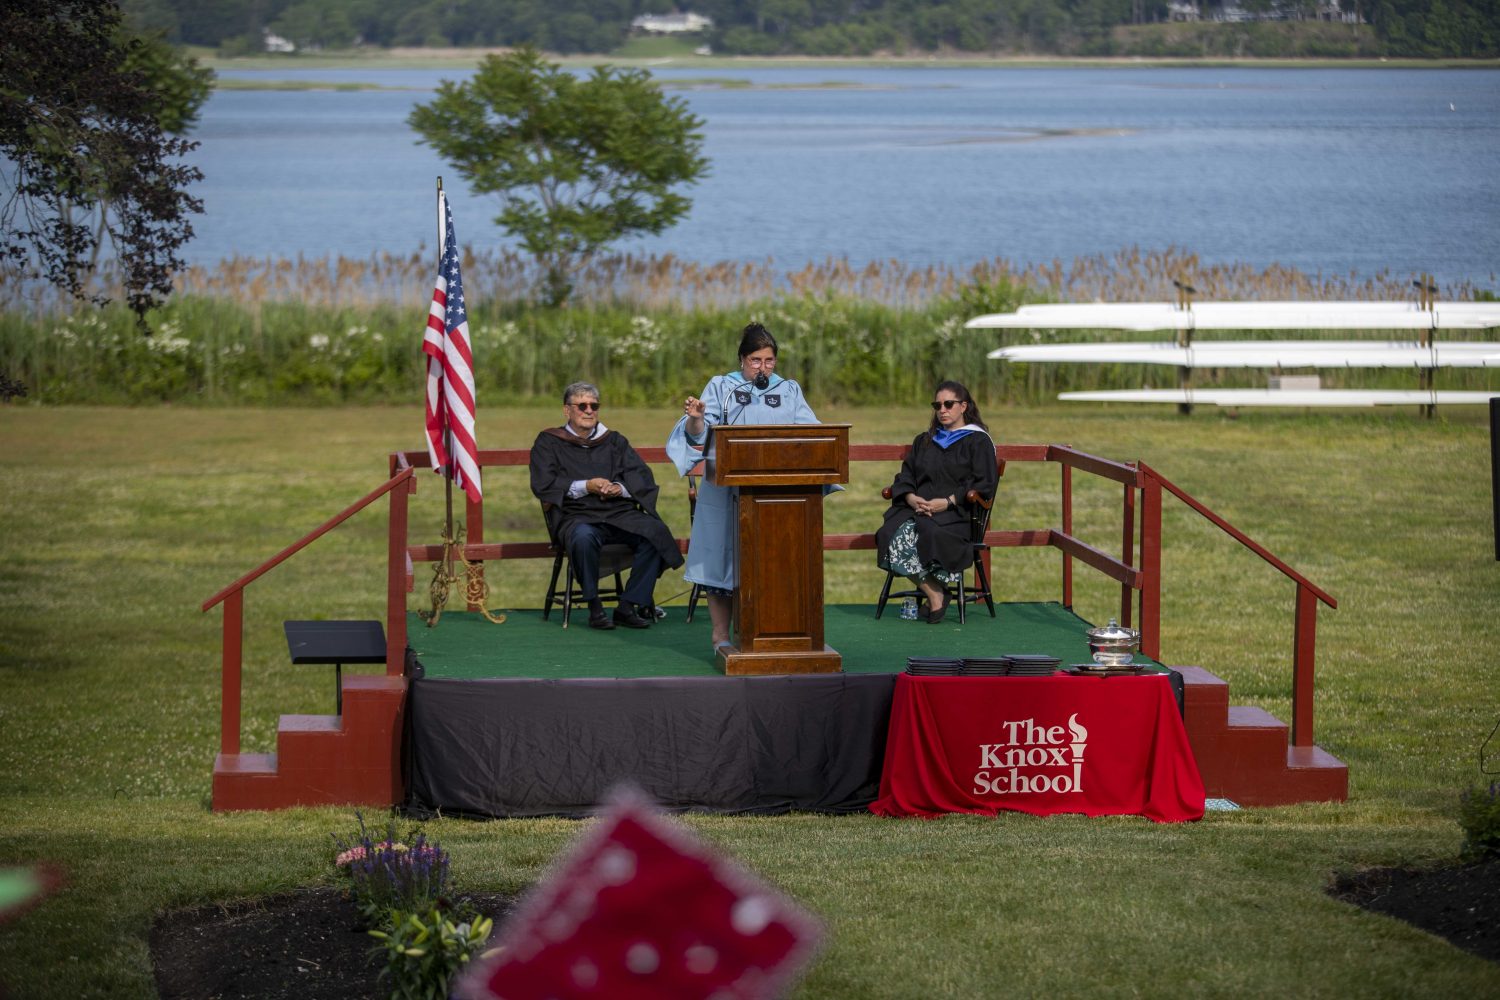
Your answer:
[407,602,1160,679]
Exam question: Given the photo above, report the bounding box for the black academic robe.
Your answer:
[529,427,684,569]
[875,431,999,573]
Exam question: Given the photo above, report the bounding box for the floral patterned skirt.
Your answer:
[878,518,961,585]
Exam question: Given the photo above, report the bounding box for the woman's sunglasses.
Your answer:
[570,401,600,412]
[931,400,963,410]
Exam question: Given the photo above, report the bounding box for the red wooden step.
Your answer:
[1174,665,1228,735]
[211,753,284,811]
[1272,744,1350,805]
[211,676,407,811]
[1173,666,1348,807]
[1215,705,1296,758]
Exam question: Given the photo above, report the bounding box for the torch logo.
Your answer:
[1068,713,1088,764]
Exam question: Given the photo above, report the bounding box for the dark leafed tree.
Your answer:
[408,47,708,307]
[0,0,205,325]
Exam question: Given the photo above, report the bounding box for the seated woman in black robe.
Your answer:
[875,380,998,624]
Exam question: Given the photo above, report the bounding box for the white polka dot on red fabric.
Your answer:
[570,957,599,988]
[730,896,774,936]
[684,943,719,974]
[625,942,660,975]
[597,846,635,884]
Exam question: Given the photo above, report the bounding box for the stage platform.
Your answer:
[211,600,1346,814]
[405,602,1148,680]
[209,438,1350,812]
[402,603,1182,820]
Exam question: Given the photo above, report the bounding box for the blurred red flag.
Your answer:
[457,790,822,1000]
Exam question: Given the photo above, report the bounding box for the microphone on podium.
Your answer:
[719,373,768,426]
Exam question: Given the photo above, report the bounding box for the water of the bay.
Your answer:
[195,65,1500,288]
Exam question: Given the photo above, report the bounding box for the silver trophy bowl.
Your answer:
[1085,618,1140,666]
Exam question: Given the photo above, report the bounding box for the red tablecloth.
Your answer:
[869,674,1205,823]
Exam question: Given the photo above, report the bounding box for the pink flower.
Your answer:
[335,846,367,868]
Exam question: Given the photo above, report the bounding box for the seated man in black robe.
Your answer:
[530,381,684,630]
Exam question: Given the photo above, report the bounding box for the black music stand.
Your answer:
[283,620,387,715]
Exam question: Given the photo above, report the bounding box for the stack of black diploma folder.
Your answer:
[905,654,1062,677]
[959,656,1010,676]
[905,656,964,676]
[1005,654,1062,676]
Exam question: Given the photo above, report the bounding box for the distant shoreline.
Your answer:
[200,47,1500,74]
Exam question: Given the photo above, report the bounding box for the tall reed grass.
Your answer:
[18,245,1482,312]
[1,248,1493,406]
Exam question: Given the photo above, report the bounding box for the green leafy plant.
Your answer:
[1459,782,1500,860]
[368,905,495,1000]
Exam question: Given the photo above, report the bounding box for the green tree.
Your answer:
[0,0,205,324]
[121,27,215,134]
[408,47,707,306]
[121,0,183,40]
[271,1,358,49]
[99,0,1500,58]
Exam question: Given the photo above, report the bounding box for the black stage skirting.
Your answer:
[404,674,898,818]
[404,671,1185,819]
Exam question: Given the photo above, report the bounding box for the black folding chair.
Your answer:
[540,503,633,628]
[875,488,996,624]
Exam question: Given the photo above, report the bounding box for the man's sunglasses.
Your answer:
[570,401,600,412]
[931,399,963,410]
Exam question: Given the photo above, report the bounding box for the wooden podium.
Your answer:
[707,423,850,676]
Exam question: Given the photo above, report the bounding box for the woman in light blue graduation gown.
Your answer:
[667,322,819,649]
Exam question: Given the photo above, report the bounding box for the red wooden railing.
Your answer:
[980,446,1335,746]
[391,442,1334,747]
[201,467,415,756]
[1135,461,1337,747]
[387,441,1336,745]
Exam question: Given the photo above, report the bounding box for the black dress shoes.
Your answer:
[613,605,653,629]
[588,609,616,630]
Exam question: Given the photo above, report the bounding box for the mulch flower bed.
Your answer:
[1328,858,1500,963]
[151,888,513,1000]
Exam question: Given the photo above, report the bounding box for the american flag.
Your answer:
[423,193,481,502]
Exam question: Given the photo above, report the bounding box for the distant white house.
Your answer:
[1318,1,1363,22]
[263,30,295,53]
[630,12,714,35]
[1186,1,1363,23]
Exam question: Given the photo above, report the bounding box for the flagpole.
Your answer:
[437,176,455,578]
[422,175,500,626]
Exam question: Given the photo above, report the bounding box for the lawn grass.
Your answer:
[1,403,1498,996]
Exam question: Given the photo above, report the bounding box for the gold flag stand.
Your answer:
[420,523,506,627]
